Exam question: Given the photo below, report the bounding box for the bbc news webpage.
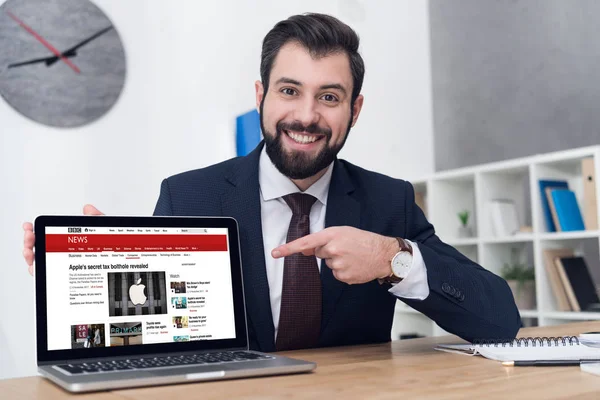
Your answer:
[45,226,236,351]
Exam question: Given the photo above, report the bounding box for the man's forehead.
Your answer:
[270,42,352,89]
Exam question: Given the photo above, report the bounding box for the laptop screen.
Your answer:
[43,225,237,352]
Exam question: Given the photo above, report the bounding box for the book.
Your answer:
[549,189,585,231]
[539,180,569,232]
[541,248,574,311]
[488,199,520,236]
[554,255,581,311]
[435,336,600,362]
[582,158,598,230]
[545,187,562,232]
[556,256,600,312]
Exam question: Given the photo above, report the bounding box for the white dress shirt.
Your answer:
[258,147,429,339]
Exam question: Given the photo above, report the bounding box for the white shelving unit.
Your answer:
[392,145,600,340]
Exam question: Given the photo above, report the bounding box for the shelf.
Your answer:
[391,145,600,341]
[541,311,600,320]
[445,238,479,246]
[481,234,534,244]
[535,146,598,167]
[538,230,600,241]
[519,310,538,318]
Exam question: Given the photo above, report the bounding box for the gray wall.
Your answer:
[430,0,600,171]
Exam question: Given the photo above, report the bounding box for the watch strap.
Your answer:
[378,238,412,285]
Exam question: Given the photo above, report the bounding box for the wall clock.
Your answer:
[0,0,126,128]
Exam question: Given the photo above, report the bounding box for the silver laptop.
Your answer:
[34,215,315,393]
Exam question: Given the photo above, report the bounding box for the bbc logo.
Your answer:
[68,227,82,233]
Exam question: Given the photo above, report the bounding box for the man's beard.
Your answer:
[260,97,353,180]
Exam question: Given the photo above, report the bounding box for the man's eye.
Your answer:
[281,88,297,96]
[321,94,338,102]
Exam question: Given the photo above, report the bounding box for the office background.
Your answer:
[0,0,596,380]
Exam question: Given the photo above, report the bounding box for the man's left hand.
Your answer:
[271,226,398,284]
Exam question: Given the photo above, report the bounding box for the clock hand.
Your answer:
[45,27,112,67]
[60,26,114,55]
[7,52,76,69]
[6,10,80,74]
[6,26,112,70]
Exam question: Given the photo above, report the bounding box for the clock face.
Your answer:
[0,0,126,128]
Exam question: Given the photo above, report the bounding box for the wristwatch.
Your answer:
[379,238,413,284]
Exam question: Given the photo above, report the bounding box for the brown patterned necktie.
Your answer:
[275,193,322,351]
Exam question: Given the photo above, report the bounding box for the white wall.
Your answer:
[0,0,433,379]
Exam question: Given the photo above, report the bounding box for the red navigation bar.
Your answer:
[46,234,228,253]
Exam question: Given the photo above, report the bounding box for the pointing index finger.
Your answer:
[272,230,331,258]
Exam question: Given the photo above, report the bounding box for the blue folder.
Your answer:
[236,109,261,156]
[539,180,569,232]
[550,189,585,231]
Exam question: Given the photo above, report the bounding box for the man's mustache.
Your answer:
[277,121,332,138]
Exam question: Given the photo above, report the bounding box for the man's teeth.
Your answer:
[287,131,319,144]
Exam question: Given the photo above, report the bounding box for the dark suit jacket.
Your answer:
[153,142,521,351]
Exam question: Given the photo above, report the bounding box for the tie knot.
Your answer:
[282,193,317,216]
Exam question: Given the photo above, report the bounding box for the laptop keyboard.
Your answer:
[56,351,274,375]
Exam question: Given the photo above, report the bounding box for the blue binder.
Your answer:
[236,109,261,156]
[550,189,585,231]
[539,180,569,232]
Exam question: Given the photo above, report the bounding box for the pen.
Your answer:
[502,360,600,367]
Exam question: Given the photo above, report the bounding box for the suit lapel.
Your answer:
[320,160,361,336]
[221,142,275,352]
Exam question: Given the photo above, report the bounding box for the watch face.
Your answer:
[0,0,126,127]
[392,251,412,277]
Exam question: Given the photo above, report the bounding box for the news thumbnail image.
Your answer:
[173,316,189,329]
[171,297,187,309]
[107,272,167,316]
[170,281,186,294]
[110,322,143,346]
[71,324,105,349]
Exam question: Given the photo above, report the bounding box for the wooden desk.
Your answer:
[3,321,600,399]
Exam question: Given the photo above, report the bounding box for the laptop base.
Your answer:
[40,354,315,393]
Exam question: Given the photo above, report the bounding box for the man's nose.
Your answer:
[293,97,320,128]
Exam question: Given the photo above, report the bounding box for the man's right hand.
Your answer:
[23,204,104,276]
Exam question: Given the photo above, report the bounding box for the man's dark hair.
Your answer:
[260,13,365,106]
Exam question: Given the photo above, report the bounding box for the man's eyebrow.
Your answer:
[320,83,347,95]
[275,77,302,86]
[274,78,348,96]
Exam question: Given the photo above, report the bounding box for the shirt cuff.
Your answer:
[387,240,429,300]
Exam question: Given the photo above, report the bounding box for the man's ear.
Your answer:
[350,94,364,127]
[255,80,264,112]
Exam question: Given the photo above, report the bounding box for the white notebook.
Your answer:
[581,362,600,376]
[435,336,600,362]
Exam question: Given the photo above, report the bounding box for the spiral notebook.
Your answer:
[435,337,600,362]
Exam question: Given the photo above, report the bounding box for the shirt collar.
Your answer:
[258,146,333,206]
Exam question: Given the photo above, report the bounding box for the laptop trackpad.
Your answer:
[146,364,230,379]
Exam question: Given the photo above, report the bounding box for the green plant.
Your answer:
[457,210,469,226]
[501,263,535,281]
[501,263,535,293]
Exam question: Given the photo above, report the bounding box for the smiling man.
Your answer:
[24,13,521,351]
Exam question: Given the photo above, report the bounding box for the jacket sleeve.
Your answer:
[153,179,174,216]
[399,182,521,342]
